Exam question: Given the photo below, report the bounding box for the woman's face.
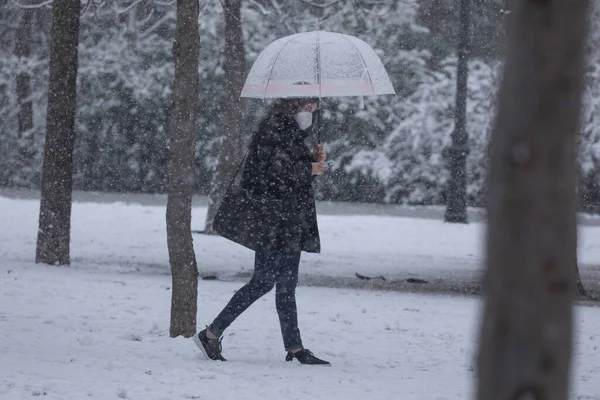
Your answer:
[298,102,319,113]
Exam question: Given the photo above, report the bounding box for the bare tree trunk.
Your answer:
[167,0,200,338]
[204,0,246,234]
[575,255,587,297]
[15,6,34,153]
[36,0,81,265]
[477,1,590,400]
[126,3,137,46]
[575,162,588,298]
[444,0,470,224]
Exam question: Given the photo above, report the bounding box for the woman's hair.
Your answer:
[269,98,319,116]
[259,97,320,125]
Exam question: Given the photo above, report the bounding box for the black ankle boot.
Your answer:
[194,328,226,361]
[285,349,330,366]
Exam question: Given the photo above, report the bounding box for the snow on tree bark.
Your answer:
[35,0,81,266]
[167,0,200,339]
[477,1,590,399]
[204,0,246,235]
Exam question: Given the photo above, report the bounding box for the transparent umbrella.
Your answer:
[241,30,396,99]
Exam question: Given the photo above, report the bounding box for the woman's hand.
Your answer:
[312,162,329,176]
[314,141,326,163]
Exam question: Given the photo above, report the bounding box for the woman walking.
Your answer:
[194,97,331,366]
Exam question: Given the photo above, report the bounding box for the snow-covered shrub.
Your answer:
[343,58,499,205]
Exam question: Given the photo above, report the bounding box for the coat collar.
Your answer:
[272,113,309,141]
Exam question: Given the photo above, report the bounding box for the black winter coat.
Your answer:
[214,112,321,253]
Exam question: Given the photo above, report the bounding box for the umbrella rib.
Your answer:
[342,36,376,96]
[263,37,295,98]
[316,30,321,98]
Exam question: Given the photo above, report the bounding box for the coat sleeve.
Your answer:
[255,121,313,196]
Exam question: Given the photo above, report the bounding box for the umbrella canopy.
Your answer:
[241,30,396,99]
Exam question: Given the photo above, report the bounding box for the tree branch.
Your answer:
[116,0,144,15]
[0,20,19,29]
[153,0,176,7]
[298,0,342,8]
[247,0,273,16]
[10,0,52,9]
[140,11,174,38]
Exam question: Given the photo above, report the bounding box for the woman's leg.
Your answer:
[208,249,282,337]
[275,249,303,351]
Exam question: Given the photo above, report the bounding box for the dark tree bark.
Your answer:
[477,1,590,400]
[575,255,587,297]
[36,0,81,265]
[167,0,200,338]
[575,163,588,298]
[204,0,246,234]
[15,7,34,147]
[417,0,454,64]
[444,0,470,224]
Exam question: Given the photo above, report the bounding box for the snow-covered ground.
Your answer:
[1,196,600,399]
[1,262,599,400]
[1,196,600,286]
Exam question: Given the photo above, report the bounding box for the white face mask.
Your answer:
[294,111,313,130]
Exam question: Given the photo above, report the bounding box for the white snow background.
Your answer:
[1,196,599,399]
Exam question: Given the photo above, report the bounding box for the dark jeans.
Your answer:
[208,246,303,351]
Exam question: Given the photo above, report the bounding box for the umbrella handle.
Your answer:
[316,107,320,142]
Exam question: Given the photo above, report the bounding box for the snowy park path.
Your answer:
[1,195,600,296]
[1,262,599,400]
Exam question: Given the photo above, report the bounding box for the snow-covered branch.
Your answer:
[10,0,52,9]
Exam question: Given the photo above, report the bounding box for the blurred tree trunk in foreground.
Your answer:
[477,1,590,399]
